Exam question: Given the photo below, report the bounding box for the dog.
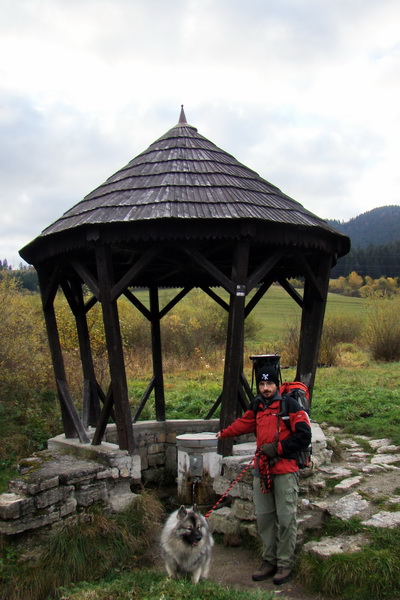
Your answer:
[160,504,214,583]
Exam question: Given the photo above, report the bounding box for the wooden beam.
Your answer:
[201,286,230,312]
[184,247,235,294]
[204,393,222,419]
[124,288,152,320]
[96,244,135,453]
[159,286,193,319]
[92,386,114,446]
[277,277,304,308]
[37,267,79,439]
[84,295,98,314]
[150,286,166,421]
[96,381,116,422]
[111,246,162,301]
[70,259,100,299]
[132,376,155,422]
[295,253,324,301]
[239,371,253,403]
[41,265,60,310]
[218,240,250,457]
[57,380,90,443]
[296,253,332,403]
[244,277,274,317]
[246,249,285,293]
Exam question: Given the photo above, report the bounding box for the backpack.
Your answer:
[278,381,312,469]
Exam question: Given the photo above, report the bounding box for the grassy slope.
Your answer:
[133,285,366,340]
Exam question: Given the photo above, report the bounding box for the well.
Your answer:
[176,432,222,506]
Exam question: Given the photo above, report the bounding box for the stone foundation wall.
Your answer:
[0,419,219,537]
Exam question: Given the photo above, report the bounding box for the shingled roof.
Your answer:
[20,107,350,264]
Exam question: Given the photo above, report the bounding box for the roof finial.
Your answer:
[178,105,187,125]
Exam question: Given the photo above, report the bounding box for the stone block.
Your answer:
[142,467,164,484]
[238,520,258,538]
[213,476,253,501]
[34,486,69,509]
[231,499,255,521]
[166,432,177,444]
[207,507,240,536]
[107,492,138,513]
[74,482,108,507]
[108,454,141,479]
[96,467,120,480]
[147,453,165,467]
[9,475,60,496]
[0,493,35,520]
[147,443,165,455]
[0,506,60,535]
[165,445,177,471]
[60,498,77,518]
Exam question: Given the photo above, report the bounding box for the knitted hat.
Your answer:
[256,366,280,387]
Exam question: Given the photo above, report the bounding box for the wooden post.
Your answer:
[149,286,166,421]
[296,253,332,402]
[218,240,250,456]
[63,279,101,428]
[37,267,89,442]
[96,245,135,453]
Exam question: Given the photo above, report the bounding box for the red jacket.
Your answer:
[219,394,312,475]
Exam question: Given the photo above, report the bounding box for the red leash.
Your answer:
[205,449,264,519]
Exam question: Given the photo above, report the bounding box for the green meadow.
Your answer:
[132,284,366,340]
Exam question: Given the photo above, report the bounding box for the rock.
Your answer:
[376,445,400,454]
[368,438,393,450]
[328,492,370,520]
[303,533,370,558]
[371,453,400,465]
[334,476,363,493]
[318,465,352,479]
[362,511,400,528]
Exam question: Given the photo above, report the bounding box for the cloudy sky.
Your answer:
[1,0,399,266]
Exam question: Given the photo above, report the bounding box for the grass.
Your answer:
[0,492,164,600]
[58,571,276,600]
[311,362,400,444]
[298,525,400,600]
[129,362,400,446]
[132,284,367,341]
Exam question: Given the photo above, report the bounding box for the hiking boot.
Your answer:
[272,567,292,585]
[252,560,277,581]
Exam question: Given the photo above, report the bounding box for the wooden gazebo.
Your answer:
[20,108,350,456]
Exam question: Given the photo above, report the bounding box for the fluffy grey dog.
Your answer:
[160,504,214,583]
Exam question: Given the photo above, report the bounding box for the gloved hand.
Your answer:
[260,442,278,459]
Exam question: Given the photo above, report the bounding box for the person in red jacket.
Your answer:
[217,365,311,585]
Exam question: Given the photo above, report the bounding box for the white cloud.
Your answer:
[0,0,399,262]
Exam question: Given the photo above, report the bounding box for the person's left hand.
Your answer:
[260,442,278,458]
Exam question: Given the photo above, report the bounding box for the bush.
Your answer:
[280,315,364,367]
[0,276,59,481]
[364,297,400,361]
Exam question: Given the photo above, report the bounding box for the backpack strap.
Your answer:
[278,395,292,432]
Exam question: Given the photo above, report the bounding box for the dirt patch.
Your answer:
[208,542,329,600]
[154,539,328,600]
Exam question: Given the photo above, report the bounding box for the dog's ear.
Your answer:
[177,505,188,520]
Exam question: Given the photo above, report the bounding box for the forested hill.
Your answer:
[327,205,400,278]
[327,205,400,249]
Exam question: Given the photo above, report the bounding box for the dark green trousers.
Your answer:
[253,472,299,568]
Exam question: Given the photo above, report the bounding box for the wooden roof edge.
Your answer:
[19,218,350,266]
